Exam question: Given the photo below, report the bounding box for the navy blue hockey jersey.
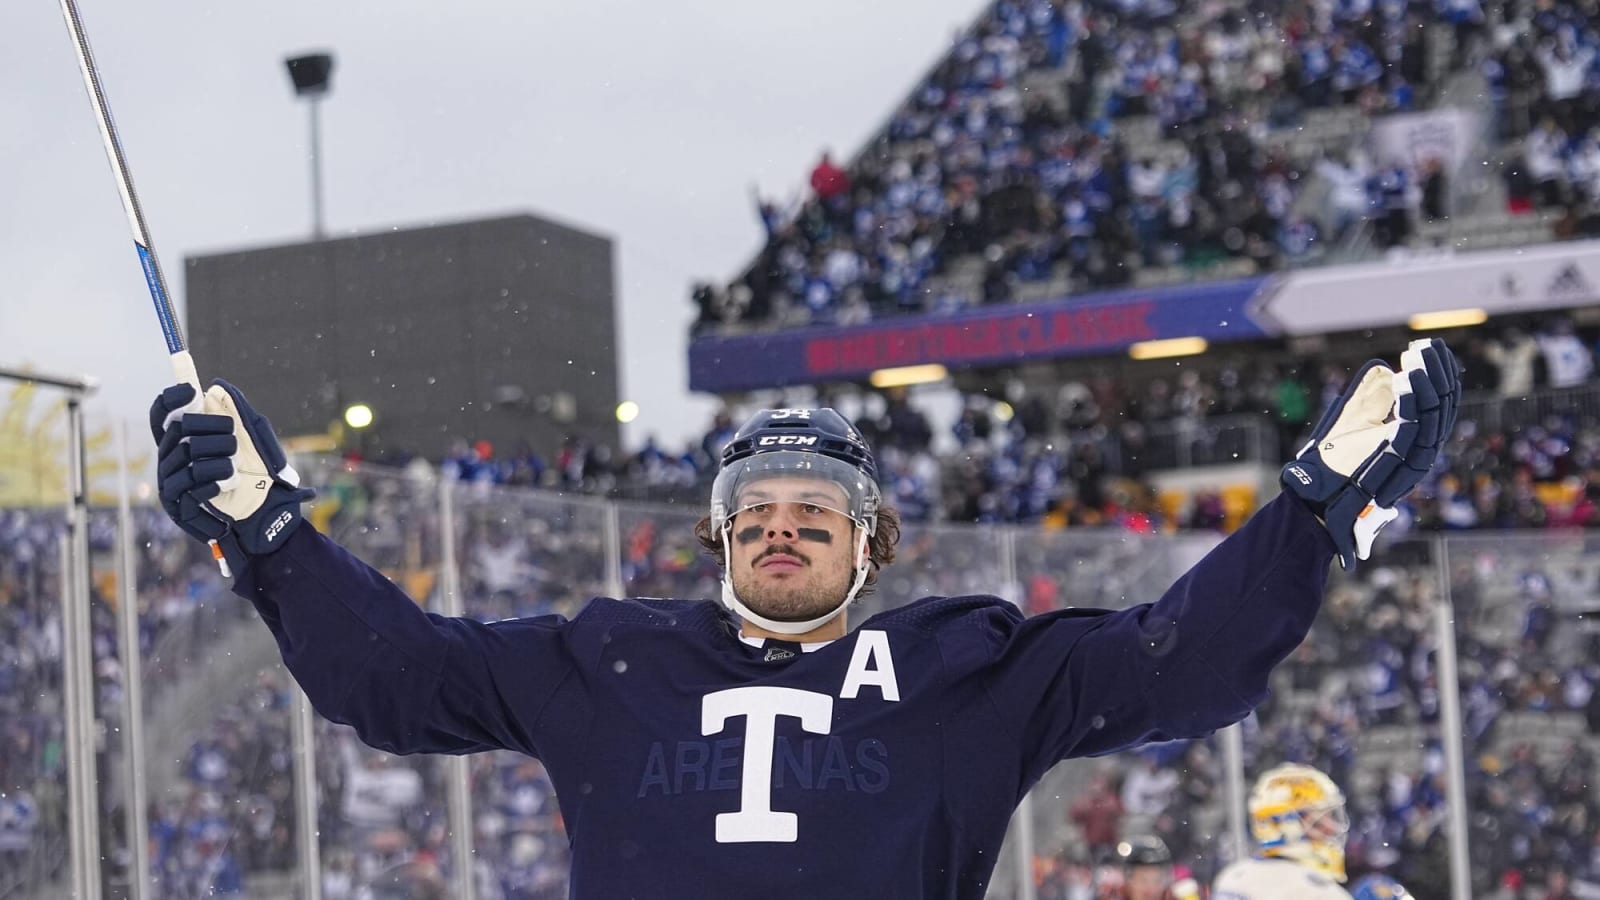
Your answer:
[232,493,1335,898]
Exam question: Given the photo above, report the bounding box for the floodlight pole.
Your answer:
[309,96,325,240]
[284,52,335,241]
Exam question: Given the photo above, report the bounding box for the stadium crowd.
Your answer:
[1492,0,1600,239]
[433,316,1600,540]
[135,463,605,898]
[1030,538,1600,899]
[0,506,248,896]
[687,0,1597,332]
[1246,546,1600,896]
[677,0,1600,333]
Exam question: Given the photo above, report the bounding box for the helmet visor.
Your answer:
[711,450,880,533]
[1306,806,1350,841]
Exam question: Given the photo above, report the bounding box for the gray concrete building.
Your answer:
[185,213,618,462]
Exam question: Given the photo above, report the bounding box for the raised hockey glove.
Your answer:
[149,380,313,578]
[1282,338,1460,570]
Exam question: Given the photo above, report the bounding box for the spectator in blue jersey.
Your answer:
[146,340,1458,897]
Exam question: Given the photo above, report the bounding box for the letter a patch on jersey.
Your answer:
[839,630,900,701]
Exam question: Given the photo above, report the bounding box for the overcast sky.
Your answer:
[3,0,982,455]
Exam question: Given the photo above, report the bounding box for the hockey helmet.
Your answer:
[710,408,882,635]
[1116,835,1173,867]
[1248,763,1350,881]
[711,407,879,533]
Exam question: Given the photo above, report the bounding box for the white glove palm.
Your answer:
[1282,338,1461,569]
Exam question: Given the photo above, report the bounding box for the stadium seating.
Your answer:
[1029,532,1600,897]
[0,506,250,896]
[689,0,1600,332]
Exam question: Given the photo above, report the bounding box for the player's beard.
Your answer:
[731,546,854,623]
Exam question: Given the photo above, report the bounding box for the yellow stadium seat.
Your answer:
[1222,484,1258,532]
[1158,490,1185,525]
[309,496,343,532]
[1534,481,1579,511]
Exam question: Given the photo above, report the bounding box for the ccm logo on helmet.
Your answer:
[758,435,818,446]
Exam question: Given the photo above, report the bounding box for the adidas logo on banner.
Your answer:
[1546,263,1593,299]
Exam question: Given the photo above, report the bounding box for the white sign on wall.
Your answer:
[1254,238,1600,335]
[1367,107,1484,175]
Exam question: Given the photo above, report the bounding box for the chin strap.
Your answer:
[719,523,871,635]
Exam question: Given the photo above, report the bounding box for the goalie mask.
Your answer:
[711,408,880,635]
[1248,763,1350,881]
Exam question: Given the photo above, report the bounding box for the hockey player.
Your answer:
[148,340,1459,898]
[1113,835,1203,900]
[1213,763,1355,899]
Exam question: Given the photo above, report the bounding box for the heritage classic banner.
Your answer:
[688,277,1272,393]
[688,237,1600,394]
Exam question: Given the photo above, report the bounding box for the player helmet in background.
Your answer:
[1116,835,1203,900]
[1248,763,1350,881]
[1351,874,1413,900]
[1115,835,1173,867]
[710,408,882,634]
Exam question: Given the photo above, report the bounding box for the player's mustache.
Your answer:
[755,545,810,566]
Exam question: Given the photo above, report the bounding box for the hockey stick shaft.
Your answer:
[56,0,199,389]
[58,0,231,572]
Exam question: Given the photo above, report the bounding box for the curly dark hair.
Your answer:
[693,506,902,590]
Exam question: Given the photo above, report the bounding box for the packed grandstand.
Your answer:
[8,0,1600,897]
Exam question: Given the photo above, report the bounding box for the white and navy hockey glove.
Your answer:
[1282,338,1460,570]
[149,380,313,577]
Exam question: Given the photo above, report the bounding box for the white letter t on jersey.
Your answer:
[702,686,833,843]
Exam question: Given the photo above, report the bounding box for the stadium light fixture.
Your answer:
[1408,308,1488,331]
[869,364,948,388]
[1128,337,1208,360]
[284,52,335,239]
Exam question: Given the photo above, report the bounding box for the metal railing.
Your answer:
[1455,381,1600,433]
